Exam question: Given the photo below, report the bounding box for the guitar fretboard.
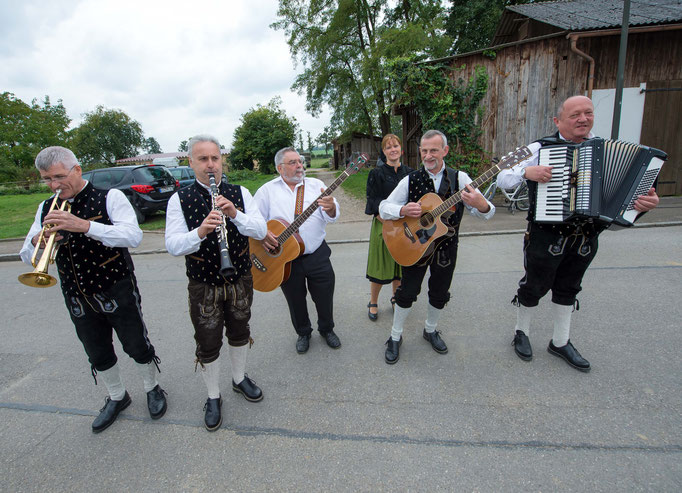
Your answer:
[429,165,501,218]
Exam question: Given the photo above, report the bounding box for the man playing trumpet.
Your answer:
[19,146,168,433]
[165,135,267,431]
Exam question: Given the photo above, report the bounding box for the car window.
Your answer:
[133,166,172,182]
[110,169,128,186]
[186,169,195,179]
[91,171,112,188]
[168,168,183,179]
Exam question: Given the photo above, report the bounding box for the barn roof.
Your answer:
[507,0,682,31]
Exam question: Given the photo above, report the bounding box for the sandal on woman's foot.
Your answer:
[367,302,378,321]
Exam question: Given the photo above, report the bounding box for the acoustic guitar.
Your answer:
[250,153,369,292]
[382,146,532,267]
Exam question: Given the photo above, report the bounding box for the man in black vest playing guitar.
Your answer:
[165,135,267,431]
[20,146,168,433]
[379,130,495,364]
[497,95,660,372]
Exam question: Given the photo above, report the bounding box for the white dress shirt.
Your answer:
[165,181,266,257]
[20,184,142,265]
[253,176,340,255]
[379,165,495,221]
[497,132,595,189]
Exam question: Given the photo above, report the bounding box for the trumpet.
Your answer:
[207,173,236,277]
[18,190,71,288]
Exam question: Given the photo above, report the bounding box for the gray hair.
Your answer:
[188,134,221,158]
[34,146,79,172]
[274,147,299,167]
[420,129,448,148]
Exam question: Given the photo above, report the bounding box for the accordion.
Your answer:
[534,138,667,227]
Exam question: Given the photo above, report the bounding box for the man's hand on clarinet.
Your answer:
[215,195,237,219]
[197,210,223,239]
[634,188,659,212]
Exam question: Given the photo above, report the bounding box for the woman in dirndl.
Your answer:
[365,134,410,321]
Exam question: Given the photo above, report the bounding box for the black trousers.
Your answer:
[280,241,335,336]
[63,275,156,373]
[517,222,600,307]
[394,243,459,310]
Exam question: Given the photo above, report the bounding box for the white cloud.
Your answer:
[0,0,330,153]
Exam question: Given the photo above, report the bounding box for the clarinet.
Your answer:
[208,173,237,277]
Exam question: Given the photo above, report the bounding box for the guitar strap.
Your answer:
[294,182,305,218]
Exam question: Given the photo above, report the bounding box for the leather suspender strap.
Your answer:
[294,182,305,218]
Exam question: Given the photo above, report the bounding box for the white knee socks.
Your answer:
[201,359,221,399]
[552,302,573,347]
[228,345,247,385]
[391,305,411,341]
[515,304,533,336]
[98,364,126,401]
[136,361,159,393]
[425,303,442,333]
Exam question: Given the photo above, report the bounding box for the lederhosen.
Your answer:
[50,183,156,375]
[516,132,606,308]
[177,182,253,364]
[394,166,465,310]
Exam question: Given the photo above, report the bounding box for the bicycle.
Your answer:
[482,179,530,214]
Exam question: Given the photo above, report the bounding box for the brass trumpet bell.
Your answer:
[18,272,58,288]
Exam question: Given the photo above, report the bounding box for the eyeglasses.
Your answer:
[283,159,304,166]
[41,166,76,184]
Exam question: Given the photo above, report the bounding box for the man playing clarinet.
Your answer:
[165,134,267,431]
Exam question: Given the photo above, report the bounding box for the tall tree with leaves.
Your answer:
[230,97,298,174]
[144,137,162,154]
[0,92,70,182]
[71,106,145,165]
[272,0,452,138]
[446,0,533,55]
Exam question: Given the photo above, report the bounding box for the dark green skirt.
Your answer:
[366,217,401,284]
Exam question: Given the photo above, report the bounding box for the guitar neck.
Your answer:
[277,171,349,243]
[431,165,501,217]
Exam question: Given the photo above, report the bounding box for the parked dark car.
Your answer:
[167,166,196,188]
[81,165,179,223]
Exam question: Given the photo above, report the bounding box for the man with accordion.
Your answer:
[497,95,660,372]
[165,135,267,431]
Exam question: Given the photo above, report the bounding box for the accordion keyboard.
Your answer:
[536,146,571,222]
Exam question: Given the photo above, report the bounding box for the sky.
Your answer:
[0,0,330,154]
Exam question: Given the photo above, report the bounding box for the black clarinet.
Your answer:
[208,173,237,277]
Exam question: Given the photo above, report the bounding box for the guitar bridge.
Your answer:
[251,254,266,272]
[402,222,416,243]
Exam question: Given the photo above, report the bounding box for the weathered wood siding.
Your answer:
[401,29,682,193]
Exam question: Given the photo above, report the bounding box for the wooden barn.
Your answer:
[332,132,382,169]
[396,0,682,195]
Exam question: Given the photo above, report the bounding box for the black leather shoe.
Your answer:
[296,334,311,354]
[232,374,263,402]
[322,330,341,349]
[423,329,448,354]
[367,302,378,321]
[92,391,131,433]
[146,384,168,419]
[385,337,402,364]
[548,340,591,372]
[203,397,222,432]
[512,330,532,361]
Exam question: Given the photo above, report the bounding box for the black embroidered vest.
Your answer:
[177,181,251,285]
[43,183,133,296]
[407,166,465,252]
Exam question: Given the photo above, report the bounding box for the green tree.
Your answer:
[0,92,70,183]
[446,0,533,55]
[316,126,334,155]
[71,106,145,165]
[144,137,162,154]
[230,97,298,174]
[272,0,452,138]
[178,140,189,152]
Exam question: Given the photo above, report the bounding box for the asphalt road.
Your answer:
[1,226,681,492]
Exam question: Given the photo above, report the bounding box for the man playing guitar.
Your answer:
[379,130,495,364]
